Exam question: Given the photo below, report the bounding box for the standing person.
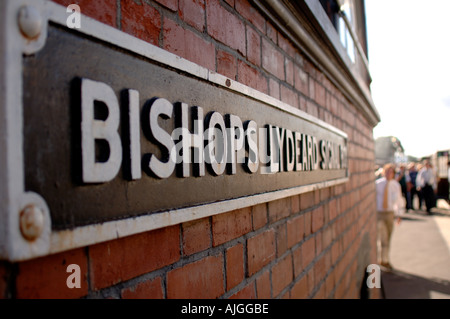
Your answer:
[396,164,408,209]
[407,162,418,210]
[376,163,403,270]
[416,160,436,215]
[416,163,424,209]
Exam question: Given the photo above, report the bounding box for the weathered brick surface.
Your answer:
[206,0,246,54]
[179,0,206,31]
[52,0,117,27]
[121,277,164,299]
[121,0,161,46]
[182,218,212,255]
[89,226,180,291]
[226,243,245,290]
[262,38,285,79]
[5,0,380,299]
[272,254,293,297]
[166,255,224,298]
[163,18,216,70]
[16,248,88,299]
[237,60,268,94]
[247,229,276,276]
[212,207,252,246]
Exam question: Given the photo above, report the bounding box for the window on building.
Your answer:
[319,0,357,63]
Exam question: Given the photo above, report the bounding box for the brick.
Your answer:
[247,229,275,276]
[252,203,267,230]
[262,38,284,79]
[16,248,88,299]
[320,187,330,202]
[154,0,178,11]
[311,206,324,233]
[292,246,302,277]
[167,255,224,298]
[226,243,244,290]
[291,195,300,214]
[121,0,161,45]
[275,223,287,257]
[301,237,315,269]
[212,207,252,246]
[285,58,294,85]
[304,211,312,237]
[306,267,315,295]
[235,0,265,33]
[278,33,296,58]
[300,191,315,210]
[255,270,271,298]
[121,277,164,299]
[246,26,261,66]
[224,0,235,7]
[182,218,211,256]
[230,282,256,299]
[89,225,180,290]
[52,0,116,27]
[322,225,333,249]
[268,197,290,223]
[290,275,308,299]
[163,18,216,70]
[206,0,246,55]
[314,255,327,286]
[315,231,323,256]
[237,60,268,94]
[325,270,335,298]
[312,282,326,299]
[306,100,319,119]
[315,82,326,107]
[280,85,299,108]
[299,96,307,112]
[308,78,316,100]
[269,78,280,99]
[266,22,277,44]
[217,49,237,80]
[328,95,339,116]
[304,59,317,77]
[271,254,293,297]
[287,214,304,248]
[179,0,206,32]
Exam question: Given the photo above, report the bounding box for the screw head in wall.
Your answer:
[20,205,45,241]
[17,5,42,40]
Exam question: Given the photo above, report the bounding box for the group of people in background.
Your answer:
[375,160,437,214]
[374,160,437,269]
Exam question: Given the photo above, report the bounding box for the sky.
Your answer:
[365,0,450,158]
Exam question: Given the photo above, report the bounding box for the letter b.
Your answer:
[80,78,122,183]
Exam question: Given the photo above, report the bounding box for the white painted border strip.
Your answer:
[1,0,349,260]
[50,177,349,254]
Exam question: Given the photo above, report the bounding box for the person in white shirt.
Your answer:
[416,160,436,214]
[375,163,403,269]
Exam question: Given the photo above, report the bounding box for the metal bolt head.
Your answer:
[18,5,42,39]
[20,205,44,241]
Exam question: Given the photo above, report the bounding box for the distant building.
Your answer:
[375,136,406,166]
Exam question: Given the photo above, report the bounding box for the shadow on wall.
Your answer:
[381,269,450,299]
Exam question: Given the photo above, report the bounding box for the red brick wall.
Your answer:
[0,0,379,299]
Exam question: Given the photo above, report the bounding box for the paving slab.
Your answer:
[381,200,450,299]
